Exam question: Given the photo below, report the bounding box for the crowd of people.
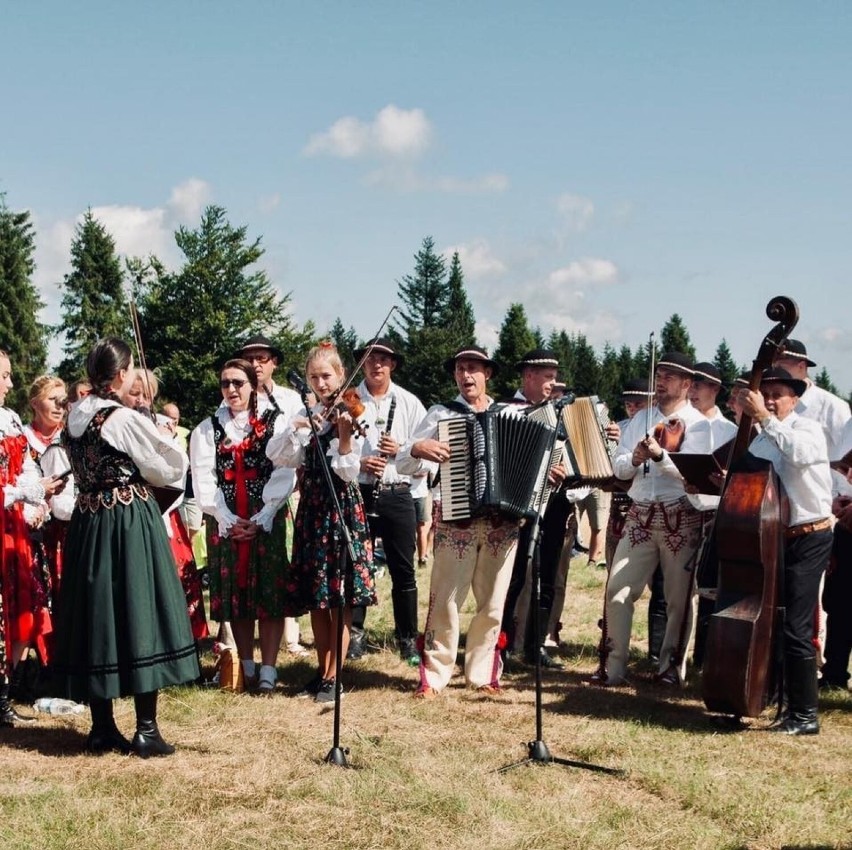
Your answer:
[0,329,848,757]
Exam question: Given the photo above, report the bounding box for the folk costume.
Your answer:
[190,405,293,625]
[397,392,520,695]
[1,408,52,669]
[53,395,199,703]
[600,357,713,686]
[746,369,834,734]
[272,407,375,615]
[353,341,427,663]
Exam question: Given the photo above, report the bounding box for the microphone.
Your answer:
[287,369,309,396]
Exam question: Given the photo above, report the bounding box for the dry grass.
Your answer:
[0,559,849,850]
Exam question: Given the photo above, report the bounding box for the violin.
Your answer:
[320,387,368,437]
[652,418,686,453]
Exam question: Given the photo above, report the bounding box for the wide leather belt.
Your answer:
[785,517,832,539]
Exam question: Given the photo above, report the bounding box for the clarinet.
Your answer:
[367,395,397,516]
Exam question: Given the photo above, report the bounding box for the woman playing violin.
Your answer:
[272,341,375,703]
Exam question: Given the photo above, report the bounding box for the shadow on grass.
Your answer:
[0,723,90,757]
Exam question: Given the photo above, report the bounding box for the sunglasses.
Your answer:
[245,354,272,364]
[220,378,249,390]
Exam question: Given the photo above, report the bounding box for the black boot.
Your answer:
[523,608,563,669]
[394,588,420,664]
[0,679,36,727]
[131,691,175,757]
[647,566,667,665]
[86,698,132,754]
[773,656,820,736]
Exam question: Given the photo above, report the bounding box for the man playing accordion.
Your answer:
[397,347,521,698]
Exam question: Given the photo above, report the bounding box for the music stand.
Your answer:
[294,377,360,768]
[499,395,623,777]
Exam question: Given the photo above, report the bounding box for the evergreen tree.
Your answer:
[814,366,839,395]
[395,236,448,330]
[57,210,129,382]
[660,314,696,360]
[136,205,312,424]
[547,330,575,387]
[492,303,536,398]
[442,252,476,348]
[328,317,359,371]
[597,343,620,413]
[393,237,456,405]
[571,333,601,397]
[0,197,47,411]
[712,338,741,407]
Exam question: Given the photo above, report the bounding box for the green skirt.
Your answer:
[53,491,200,701]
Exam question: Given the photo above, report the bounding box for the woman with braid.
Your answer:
[53,338,198,756]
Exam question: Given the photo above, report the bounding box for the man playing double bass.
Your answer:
[739,367,834,735]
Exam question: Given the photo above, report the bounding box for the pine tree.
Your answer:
[442,252,476,348]
[492,303,536,399]
[597,343,620,413]
[0,197,47,411]
[328,317,359,371]
[395,236,448,330]
[394,237,456,405]
[712,338,741,407]
[136,205,312,424]
[660,314,696,360]
[814,367,839,395]
[571,333,601,397]
[57,210,129,383]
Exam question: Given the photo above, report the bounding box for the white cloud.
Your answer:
[547,258,619,289]
[304,105,432,159]
[442,239,507,280]
[364,166,509,195]
[167,177,211,221]
[32,179,213,367]
[556,193,594,232]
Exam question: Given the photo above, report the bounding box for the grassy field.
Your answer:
[0,558,849,850]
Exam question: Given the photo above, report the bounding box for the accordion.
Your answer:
[560,396,618,486]
[437,408,556,521]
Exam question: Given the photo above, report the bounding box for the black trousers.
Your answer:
[500,493,574,649]
[784,528,833,660]
[352,485,418,640]
[821,525,852,684]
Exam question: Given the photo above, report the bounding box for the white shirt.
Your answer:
[190,406,295,536]
[747,411,833,525]
[356,380,427,487]
[796,382,851,461]
[23,423,76,521]
[0,407,45,516]
[267,402,362,484]
[67,395,188,489]
[831,417,852,499]
[687,407,738,512]
[612,401,712,504]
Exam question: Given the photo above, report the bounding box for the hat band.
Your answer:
[521,358,559,367]
[692,370,721,384]
[657,359,693,373]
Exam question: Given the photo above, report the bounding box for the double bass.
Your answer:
[702,296,798,718]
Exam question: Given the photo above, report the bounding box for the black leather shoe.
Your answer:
[524,648,564,670]
[131,725,176,758]
[0,705,37,727]
[771,715,819,736]
[86,725,132,755]
[346,632,366,661]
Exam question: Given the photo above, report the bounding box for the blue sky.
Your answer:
[3,1,850,394]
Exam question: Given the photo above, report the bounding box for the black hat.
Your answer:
[353,337,404,367]
[760,367,807,398]
[621,377,654,397]
[552,381,568,392]
[443,346,499,376]
[516,348,559,370]
[235,335,284,363]
[777,338,817,367]
[692,362,722,385]
[656,351,694,376]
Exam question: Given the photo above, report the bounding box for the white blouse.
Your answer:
[23,423,76,521]
[190,407,295,536]
[1,407,46,514]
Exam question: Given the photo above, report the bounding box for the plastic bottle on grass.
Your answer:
[33,697,86,715]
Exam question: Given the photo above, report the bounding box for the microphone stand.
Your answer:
[292,374,359,768]
[499,394,622,777]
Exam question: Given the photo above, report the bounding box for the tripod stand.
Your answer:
[291,372,360,768]
[499,398,623,777]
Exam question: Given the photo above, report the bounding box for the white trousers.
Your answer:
[604,497,702,683]
[419,512,519,692]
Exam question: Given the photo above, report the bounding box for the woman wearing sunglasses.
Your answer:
[190,359,292,693]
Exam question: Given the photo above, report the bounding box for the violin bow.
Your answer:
[643,331,656,475]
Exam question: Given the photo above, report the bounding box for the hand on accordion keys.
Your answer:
[412,438,452,464]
